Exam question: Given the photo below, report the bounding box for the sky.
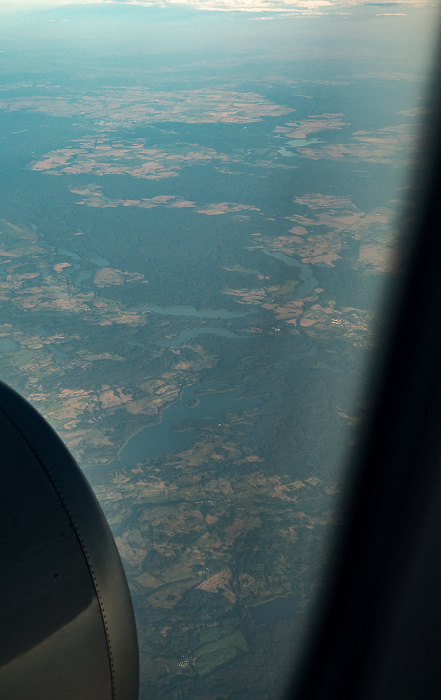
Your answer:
[0,0,435,12]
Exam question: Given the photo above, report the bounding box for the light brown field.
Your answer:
[32,140,230,180]
[274,113,348,139]
[2,87,292,125]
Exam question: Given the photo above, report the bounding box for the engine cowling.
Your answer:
[0,381,139,699]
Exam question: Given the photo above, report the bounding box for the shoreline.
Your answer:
[83,381,256,473]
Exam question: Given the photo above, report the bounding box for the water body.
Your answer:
[159,327,250,348]
[0,339,17,352]
[50,345,68,364]
[249,593,302,625]
[75,271,93,288]
[278,146,298,158]
[101,384,260,471]
[134,304,248,319]
[35,323,69,362]
[91,256,111,267]
[65,263,81,277]
[278,138,324,157]
[36,321,56,337]
[262,250,319,298]
[58,247,81,261]
[287,137,324,148]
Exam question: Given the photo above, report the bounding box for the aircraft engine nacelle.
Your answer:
[0,381,139,699]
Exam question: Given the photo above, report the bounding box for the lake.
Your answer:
[94,384,260,471]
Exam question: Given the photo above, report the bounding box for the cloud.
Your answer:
[1,0,434,16]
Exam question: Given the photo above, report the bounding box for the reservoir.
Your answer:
[159,327,250,347]
[97,384,260,471]
[133,304,248,319]
[262,249,319,299]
